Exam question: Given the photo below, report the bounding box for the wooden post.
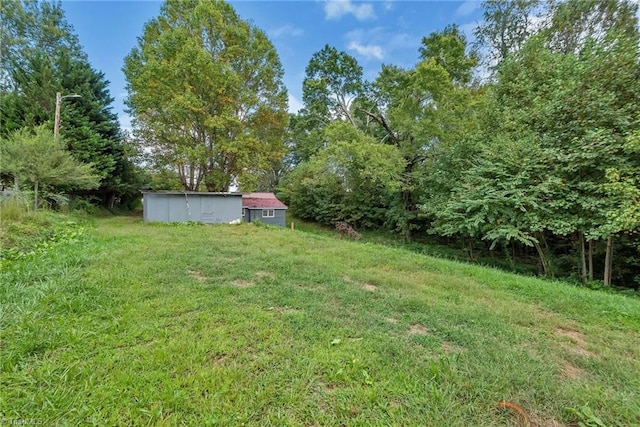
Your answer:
[290,221,294,232]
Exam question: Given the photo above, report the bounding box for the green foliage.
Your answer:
[1,125,99,210]
[0,0,139,206]
[420,25,479,86]
[361,26,481,241]
[280,122,403,228]
[565,405,609,427]
[429,0,640,282]
[302,45,364,126]
[474,0,542,70]
[0,208,87,264]
[123,0,288,192]
[0,190,32,221]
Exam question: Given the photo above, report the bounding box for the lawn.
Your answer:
[1,216,639,426]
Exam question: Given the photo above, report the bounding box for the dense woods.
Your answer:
[1,0,638,289]
[280,0,640,288]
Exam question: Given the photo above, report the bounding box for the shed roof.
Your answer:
[242,192,288,209]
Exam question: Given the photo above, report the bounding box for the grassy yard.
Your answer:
[1,216,639,426]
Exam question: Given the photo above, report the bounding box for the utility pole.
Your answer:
[54,92,81,138]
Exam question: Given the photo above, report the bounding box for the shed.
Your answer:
[143,191,242,224]
[242,192,288,227]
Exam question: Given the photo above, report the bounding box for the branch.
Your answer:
[359,109,399,146]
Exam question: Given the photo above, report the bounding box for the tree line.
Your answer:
[0,0,140,210]
[1,0,638,288]
[279,0,640,288]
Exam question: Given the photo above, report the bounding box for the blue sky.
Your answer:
[61,1,484,130]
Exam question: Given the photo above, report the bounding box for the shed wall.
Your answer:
[244,208,286,227]
[143,193,242,223]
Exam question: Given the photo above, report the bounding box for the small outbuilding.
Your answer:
[143,191,242,224]
[242,192,288,227]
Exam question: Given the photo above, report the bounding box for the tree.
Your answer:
[280,122,403,228]
[447,0,640,281]
[124,0,288,192]
[1,125,99,210]
[361,25,480,241]
[0,0,137,207]
[474,0,542,71]
[302,45,364,127]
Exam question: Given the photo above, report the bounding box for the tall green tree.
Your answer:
[280,122,403,228]
[361,25,480,241]
[0,0,136,207]
[474,0,542,71]
[302,45,364,127]
[124,0,288,192]
[441,0,640,281]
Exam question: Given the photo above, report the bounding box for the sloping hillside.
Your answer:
[2,217,638,426]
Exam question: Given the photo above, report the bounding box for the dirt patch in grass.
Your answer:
[268,306,299,314]
[385,317,398,324]
[255,271,275,279]
[529,413,564,427]
[187,269,207,282]
[232,279,255,288]
[442,341,463,354]
[408,324,430,335]
[296,283,324,292]
[560,361,581,380]
[209,353,228,366]
[361,283,378,292]
[556,327,593,357]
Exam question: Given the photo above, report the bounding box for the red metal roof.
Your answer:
[242,192,288,209]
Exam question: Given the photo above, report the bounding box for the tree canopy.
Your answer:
[0,0,136,207]
[1,125,99,210]
[123,0,288,192]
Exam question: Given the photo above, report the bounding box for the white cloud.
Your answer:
[345,27,420,65]
[347,41,384,60]
[455,1,479,19]
[268,24,304,39]
[324,0,376,21]
[288,93,304,114]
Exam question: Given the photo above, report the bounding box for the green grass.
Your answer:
[286,215,541,278]
[1,216,639,426]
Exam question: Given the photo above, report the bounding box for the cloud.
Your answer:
[324,0,376,21]
[347,41,383,60]
[455,1,479,18]
[288,93,304,114]
[344,27,420,65]
[268,24,304,39]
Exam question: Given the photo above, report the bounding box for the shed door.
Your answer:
[201,197,215,223]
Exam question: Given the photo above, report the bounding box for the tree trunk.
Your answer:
[14,176,19,190]
[33,181,39,211]
[588,240,594,281]
[534,241,550,277]
[603,236,613,286]
[580,232,587,284]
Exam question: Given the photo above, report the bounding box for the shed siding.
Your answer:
[244,208,286,227]
[143,193,242,223]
